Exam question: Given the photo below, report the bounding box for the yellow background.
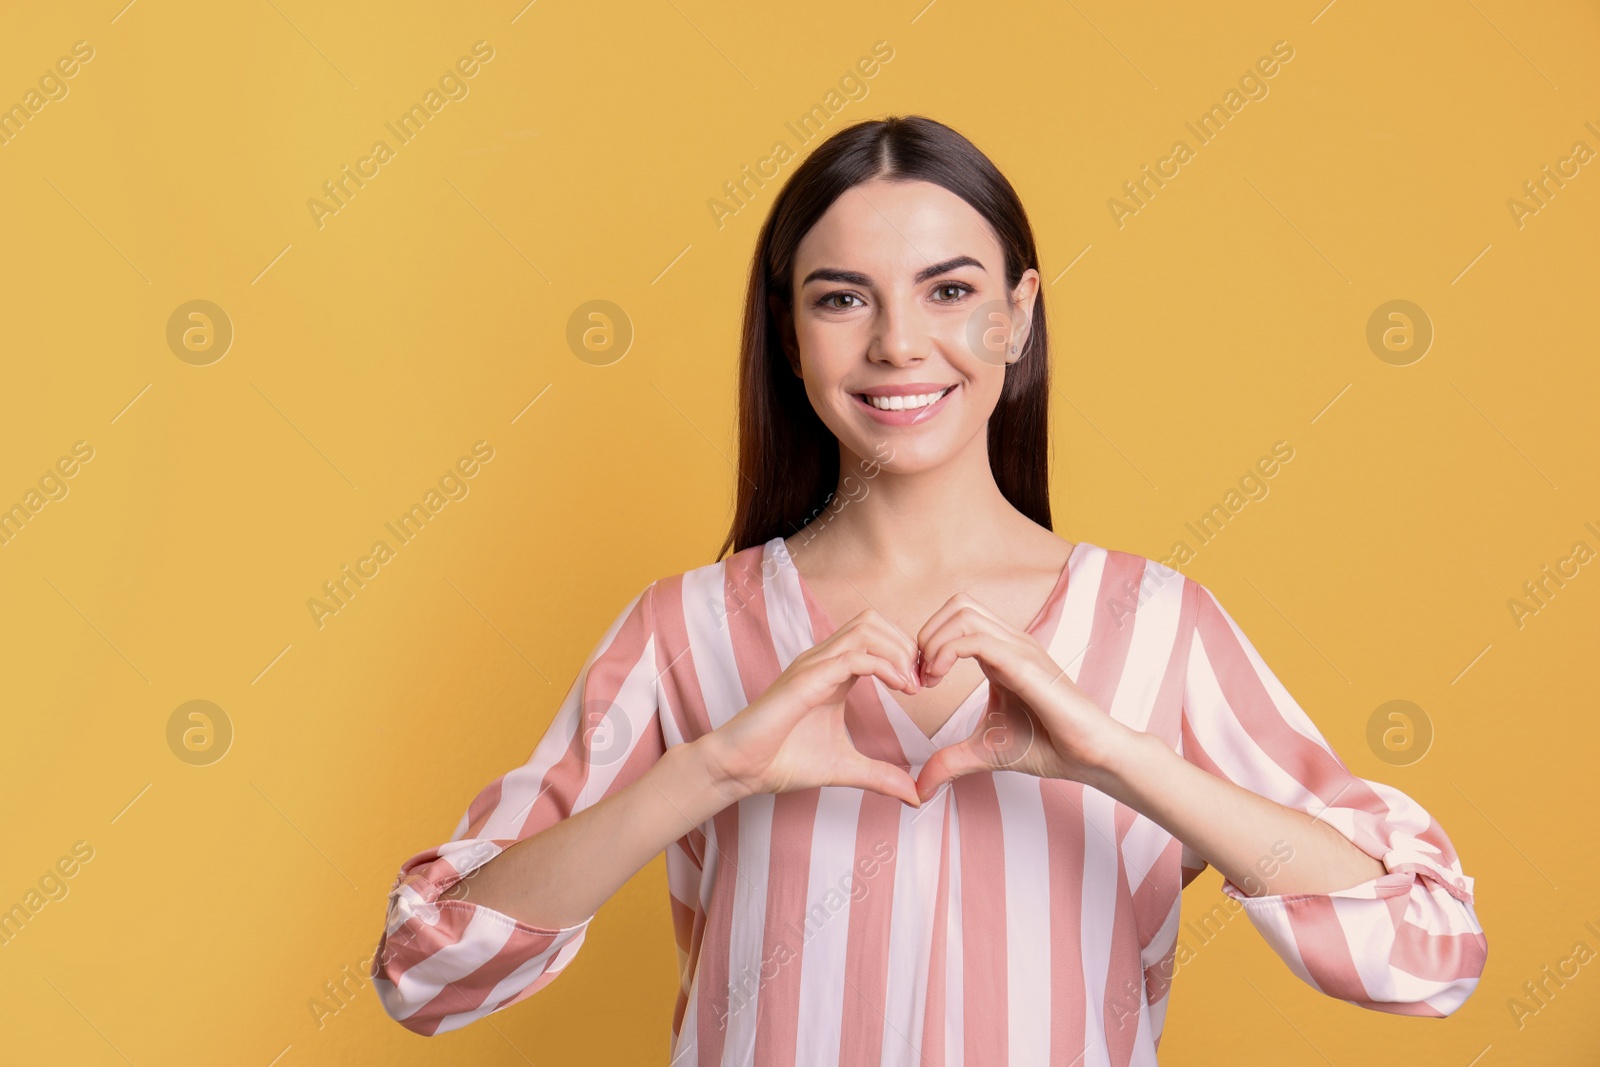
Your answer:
[1,0,1595,1063]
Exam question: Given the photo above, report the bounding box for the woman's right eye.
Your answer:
[817,292,865,310]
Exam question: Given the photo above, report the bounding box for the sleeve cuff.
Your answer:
[385,840,597,940]
[1218,844,1474,910]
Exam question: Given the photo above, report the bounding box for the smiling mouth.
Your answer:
[853,385,955,412]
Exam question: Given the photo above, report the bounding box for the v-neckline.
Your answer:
[772,537,1081,748]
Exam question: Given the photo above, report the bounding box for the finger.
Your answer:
[919,610,1021,685]
[917,602,1012,686]
[837,605,922,655]
[926,630,1038,693]
[831,749,922,808]
[807,648,919,702]
[815,616,919,694]
[913,736,993,803]
[835,610,921,688]
[915,592,1007,656]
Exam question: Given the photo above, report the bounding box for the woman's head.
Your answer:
[719,115,1051,559]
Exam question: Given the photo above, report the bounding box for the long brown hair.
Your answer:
[717,115,1053,560]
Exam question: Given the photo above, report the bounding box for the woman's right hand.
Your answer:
[697,610,924,808]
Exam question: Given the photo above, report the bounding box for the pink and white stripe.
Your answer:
[373,537,1487,1062]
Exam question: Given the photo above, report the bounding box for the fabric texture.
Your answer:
[372,536,1487,1064]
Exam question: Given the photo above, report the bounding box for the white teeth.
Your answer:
[863,387,951,411]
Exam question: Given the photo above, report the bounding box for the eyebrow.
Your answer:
[800,255,986,288]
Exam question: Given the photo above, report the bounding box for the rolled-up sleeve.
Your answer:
[1178,579,1487,1017]
[372,580,664,1035]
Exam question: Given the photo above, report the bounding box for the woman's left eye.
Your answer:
[933,283,973,302]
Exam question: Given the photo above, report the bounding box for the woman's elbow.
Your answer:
[368,929,450,1036]
[1350,928,1488,1017]
[367,909,485,1037]
[373,974,454,1037]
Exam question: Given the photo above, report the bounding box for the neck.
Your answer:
[795,431,1022,577]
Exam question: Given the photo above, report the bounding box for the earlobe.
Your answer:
[1008,329,1030,363]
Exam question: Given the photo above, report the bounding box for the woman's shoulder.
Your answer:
[1065,537,1211,624]
[636,540,777,611]
[1024,525,1187,589]
[1065,536,1182,578]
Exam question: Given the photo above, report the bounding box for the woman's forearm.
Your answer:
[1087,729,1386,896]
[436,737,749,929]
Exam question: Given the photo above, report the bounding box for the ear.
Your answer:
[768,292,802,378]
[1007,268,1042,360]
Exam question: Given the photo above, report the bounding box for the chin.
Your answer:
[843,432,959,474]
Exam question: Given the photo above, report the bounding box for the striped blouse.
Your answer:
[372,536,1488,1064]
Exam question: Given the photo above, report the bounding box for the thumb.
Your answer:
[914,738,992,803]
[833,750,922,808]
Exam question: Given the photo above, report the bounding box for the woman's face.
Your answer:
[780,177,1040,473]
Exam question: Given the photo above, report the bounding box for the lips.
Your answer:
[851,383,959,424]
[857,385,954,411]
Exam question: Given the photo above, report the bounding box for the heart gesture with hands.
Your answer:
[912,593,1137,803]
[700,610,926,808]
[699,594,1138,812]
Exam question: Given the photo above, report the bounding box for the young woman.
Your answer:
[372,116,1486,1064]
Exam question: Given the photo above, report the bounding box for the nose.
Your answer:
[866,293,927,367]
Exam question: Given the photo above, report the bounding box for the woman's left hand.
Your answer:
[912,593,1137,802]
